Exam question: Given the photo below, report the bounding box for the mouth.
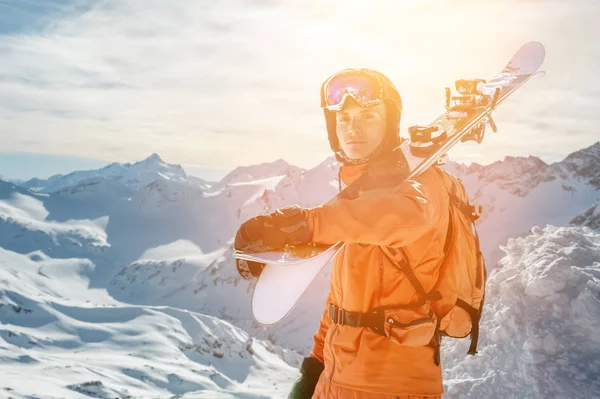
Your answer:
[346,141,367,145]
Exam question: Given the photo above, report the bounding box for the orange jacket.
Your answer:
[304,157,450,397]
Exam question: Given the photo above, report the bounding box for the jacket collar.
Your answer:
[339,162,369,186]
[338,148,409,188]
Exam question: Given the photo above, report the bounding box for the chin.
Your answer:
[347,153,369,161]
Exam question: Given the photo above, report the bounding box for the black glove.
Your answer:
[235,205,311,252]
[235,258,266,280]
[288,357,325,399]
[235,206,312,280]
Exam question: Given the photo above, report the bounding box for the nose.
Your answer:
[348,117,362,136]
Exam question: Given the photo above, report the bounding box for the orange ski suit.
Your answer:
[304,159,450,398]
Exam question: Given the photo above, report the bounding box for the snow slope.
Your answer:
[0,248,301,398]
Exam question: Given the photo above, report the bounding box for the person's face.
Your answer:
[335,99,387,160]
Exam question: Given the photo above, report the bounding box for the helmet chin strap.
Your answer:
[336,137,389,165]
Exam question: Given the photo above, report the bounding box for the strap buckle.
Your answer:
[328,304,344,325]
[337,308,345,325]
[470,204,483,221]
[368,309,386,336]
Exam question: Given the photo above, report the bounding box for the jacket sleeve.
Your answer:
[305,169,446,248]
[309,292,332,363]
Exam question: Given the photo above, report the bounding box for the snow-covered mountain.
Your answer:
[444,142,600,265]
[448,142,600,196]
[2,142,600,398]
[21,153,212,194]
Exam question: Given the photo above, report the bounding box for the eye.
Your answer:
[362,113,377,120]
[337,115,350,123]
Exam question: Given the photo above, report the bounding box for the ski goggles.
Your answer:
[321,69,385,111]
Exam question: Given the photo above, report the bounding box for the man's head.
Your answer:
[320,68,402,164]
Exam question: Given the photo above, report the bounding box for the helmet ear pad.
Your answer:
[325,99,401,161]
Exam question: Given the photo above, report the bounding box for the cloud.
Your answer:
[1,0,599,172]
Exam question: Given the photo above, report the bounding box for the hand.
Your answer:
[235,258,266,280]
[234,206,312,280]
[288,357,324,399]
[235,205,312,253]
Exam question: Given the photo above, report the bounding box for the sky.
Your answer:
[1,0,599,181]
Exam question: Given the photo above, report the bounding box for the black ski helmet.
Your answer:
[320,68,403,162]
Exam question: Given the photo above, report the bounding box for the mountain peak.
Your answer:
[21,153,189,193]
[501,154,547,167]
[141,153,164,164]
[273,158,291,167]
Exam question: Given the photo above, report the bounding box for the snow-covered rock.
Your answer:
[442,225,600,398]
[571,200,600,230]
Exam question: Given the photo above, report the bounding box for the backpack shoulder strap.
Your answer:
[379,166,452,302]
[380,246,442,302]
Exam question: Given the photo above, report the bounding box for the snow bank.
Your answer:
[443,225,600,398]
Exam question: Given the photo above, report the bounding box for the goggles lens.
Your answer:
[324,72,382,110]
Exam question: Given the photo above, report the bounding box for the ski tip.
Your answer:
[506,41,546,75]
[522,41,546,57]
[524,40,545,49]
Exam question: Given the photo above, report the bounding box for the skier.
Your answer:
[235,68,454,398]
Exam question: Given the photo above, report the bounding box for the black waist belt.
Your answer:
[327,304,385,336]
[328,303,443,366]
